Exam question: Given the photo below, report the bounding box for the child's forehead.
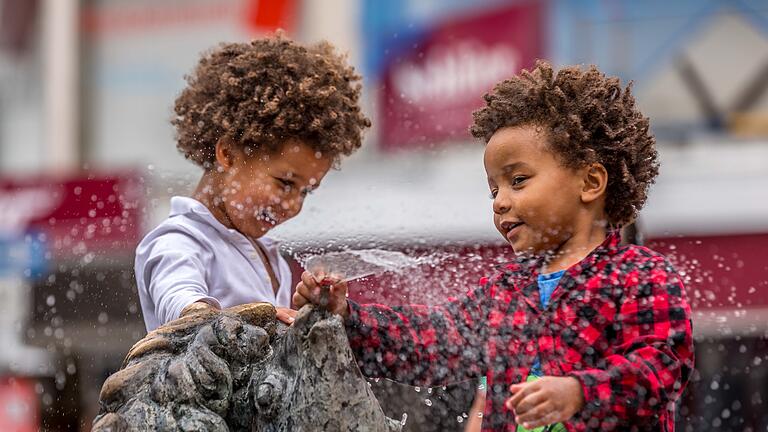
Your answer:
[485,126,553,159]
[246,143,332,176]
[482,126,580,179]
[249,139,321,161]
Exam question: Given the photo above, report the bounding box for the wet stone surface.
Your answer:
[93,303,401,432]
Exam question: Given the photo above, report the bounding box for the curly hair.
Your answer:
[172,33,371,168]
[470,60,658,226]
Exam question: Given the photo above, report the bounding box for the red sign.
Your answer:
[380,2,545,151]
[0,172,143,259]
[0,377,38,432]
[81,0,297,36]
[244,0,297,33]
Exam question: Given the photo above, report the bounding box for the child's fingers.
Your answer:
[275,307,297,324]
[292,290,309,308]
[295,273,350,316]
[506,382,534,410]
[328,282,350,316]
[301,271,320,290]
[514,396,552,427]
[319,273,345,288]
[513,389,548,417]
[518,409,560,430]
[295,280,309,298]
[294,281,318,306]
[301,272,327,303]
[329,279,349,297]
[315,271,328,285]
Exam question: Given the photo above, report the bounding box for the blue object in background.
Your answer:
[363,0,768,83]
[549,0,768,83]
[0,230,48,280]
[361,0,511,78]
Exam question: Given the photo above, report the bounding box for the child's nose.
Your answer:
[493,193,511,215]
[281,196,304,215]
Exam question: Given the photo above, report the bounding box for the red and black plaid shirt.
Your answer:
[345,232,694,431]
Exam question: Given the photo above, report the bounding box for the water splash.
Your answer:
[302,249,441,282]
[294,245,515,307]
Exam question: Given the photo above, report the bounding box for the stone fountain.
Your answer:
[92,303,401,431]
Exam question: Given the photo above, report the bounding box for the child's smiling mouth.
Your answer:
[501,220,525,241]
[257,209,280,226]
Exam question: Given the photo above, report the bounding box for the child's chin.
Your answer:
[255,224,276,235]
[253,218,281,231]
[506,241,525,254]
[239,223,274,239]
[511,247,535,257]
[507,241,537,256]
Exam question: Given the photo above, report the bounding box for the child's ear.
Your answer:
[215,138,235,169]
[581,162,608,204]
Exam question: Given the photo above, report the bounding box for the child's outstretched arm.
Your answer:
[142,231,298,327]
[139,231,222,326]
[294,271,494,387]
[556,256,693,429]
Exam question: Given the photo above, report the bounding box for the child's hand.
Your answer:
[505,376,584,429]
[293,271,349,318]
[275,307,298,325]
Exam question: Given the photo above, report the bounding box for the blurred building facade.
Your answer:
[0,0,766,430]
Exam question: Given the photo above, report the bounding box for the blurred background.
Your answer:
[0,0,767,430]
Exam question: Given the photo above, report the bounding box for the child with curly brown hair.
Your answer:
[135,34,370,332]
[294,61,694,431]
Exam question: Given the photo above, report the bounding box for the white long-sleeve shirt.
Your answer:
[135,196,292,331]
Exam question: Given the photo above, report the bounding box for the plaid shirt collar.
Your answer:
[499,230,622,312]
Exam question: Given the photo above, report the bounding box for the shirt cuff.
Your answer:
[568,368,612,420]
[174,295,222,320]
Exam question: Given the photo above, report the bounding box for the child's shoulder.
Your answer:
[609,242,677,271]
[604,242,684,290]
[136,212,213,256]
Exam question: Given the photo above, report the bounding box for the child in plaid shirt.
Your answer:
[294,61,694,431]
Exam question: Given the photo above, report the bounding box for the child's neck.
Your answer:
[540,224,608,274]
[192,172,235,231]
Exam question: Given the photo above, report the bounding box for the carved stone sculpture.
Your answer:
[92,303,401,431]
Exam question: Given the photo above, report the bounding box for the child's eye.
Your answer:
[489,189,498,199]
[276,178,295,192]
[300,187,315,198]
[512,176,527,186]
